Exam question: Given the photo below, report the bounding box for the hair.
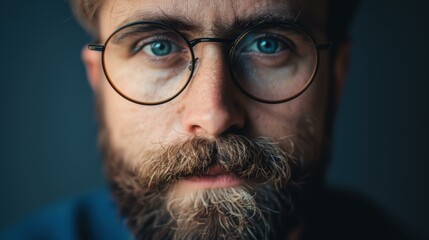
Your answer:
[102,135,301,239]
[70,0,360,46]
[69,0,102,37]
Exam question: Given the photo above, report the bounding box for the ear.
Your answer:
[333,41,351,104]
[81,46,103,92]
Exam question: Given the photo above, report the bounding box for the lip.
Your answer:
[181,165,243,189]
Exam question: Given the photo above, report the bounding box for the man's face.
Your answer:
[85,0,332,239]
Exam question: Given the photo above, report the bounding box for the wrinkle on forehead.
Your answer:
[105,0,296,24]
[100,0,326,39]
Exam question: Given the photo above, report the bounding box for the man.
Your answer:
[0,0,416,239]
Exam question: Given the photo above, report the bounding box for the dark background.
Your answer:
[1,0,428,238]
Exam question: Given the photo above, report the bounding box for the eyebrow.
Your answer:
[117,11,202,32]
[218,11,301,38]
[115,7,316,38]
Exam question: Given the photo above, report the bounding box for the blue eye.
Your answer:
[243,36,286,54]
[256,38,279,54]
[142,40,176,56]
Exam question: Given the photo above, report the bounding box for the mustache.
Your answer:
[102,134,305,239]
[121,135,298,190]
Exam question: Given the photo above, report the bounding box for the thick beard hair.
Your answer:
[96,95,318,240]
[100,131,316,240]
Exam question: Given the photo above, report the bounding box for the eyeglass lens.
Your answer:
[102,22,317,105]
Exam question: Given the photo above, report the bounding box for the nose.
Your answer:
[180,44,245,137]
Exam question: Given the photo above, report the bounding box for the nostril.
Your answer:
[181,47,246,137]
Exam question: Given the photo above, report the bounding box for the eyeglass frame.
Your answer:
[88,20,333,105]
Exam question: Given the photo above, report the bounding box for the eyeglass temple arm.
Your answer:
[88,41,331,52]
[88,44,105,52]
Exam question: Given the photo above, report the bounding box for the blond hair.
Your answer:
[69,0,103,37]
[70,0,360,50]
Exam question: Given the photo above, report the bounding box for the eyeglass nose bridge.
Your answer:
[187,38,234,71]
[189,37,234,47]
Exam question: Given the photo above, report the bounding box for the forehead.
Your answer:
[99,0,327,38]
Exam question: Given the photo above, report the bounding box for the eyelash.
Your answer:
[252,33,295,52]
[131,34,174,55]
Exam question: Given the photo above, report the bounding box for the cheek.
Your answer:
[100,79,182,157]
[247,104,297,139]
[245,62,329,154]
[247,92,324,140]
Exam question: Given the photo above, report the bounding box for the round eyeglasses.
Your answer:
[89,21,332,105]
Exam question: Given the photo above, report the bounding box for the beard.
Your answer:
[98,102,318,240]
